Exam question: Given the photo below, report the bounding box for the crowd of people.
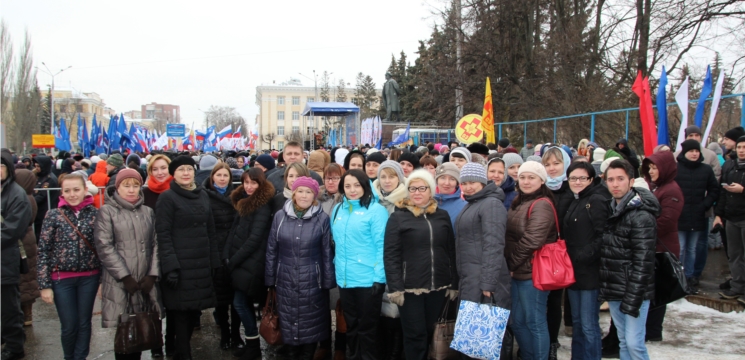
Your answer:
[1,124,744,360]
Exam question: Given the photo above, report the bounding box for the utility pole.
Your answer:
[37,63,72,134]
[454,0,463,125]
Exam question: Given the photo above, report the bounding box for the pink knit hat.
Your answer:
[115,168,143,188]
[291,176,319,197]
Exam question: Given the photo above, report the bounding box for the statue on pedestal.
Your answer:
[382,72,401,122]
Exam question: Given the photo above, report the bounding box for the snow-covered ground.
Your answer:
[556,299,745,359]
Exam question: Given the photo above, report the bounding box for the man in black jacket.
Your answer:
[31,154,58,241]
[266,141,323,195]
[600,159,659,360]
[2,149,33,360]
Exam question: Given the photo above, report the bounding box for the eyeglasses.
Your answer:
[568,176,591,182]
[325,177,341,182]
[408,186,429,193]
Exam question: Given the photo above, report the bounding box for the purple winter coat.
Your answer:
[265,200,335,345]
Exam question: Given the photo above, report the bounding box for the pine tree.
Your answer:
[320,71,331,102]
[336,78,347,102]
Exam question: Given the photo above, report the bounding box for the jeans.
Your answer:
[510,279,549,360]
[233,290,258,337]
[608,300,650,360]
[51,273,100,360]
[1,284,25,354]
[679,231,705,278]
[567,289,601,360]
[693,222,710,277]
[397,289,445,360]
[726,219,745,293]
[339,287,384,360]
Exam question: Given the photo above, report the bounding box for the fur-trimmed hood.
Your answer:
[394,198,438,217]
[231,180,275,217]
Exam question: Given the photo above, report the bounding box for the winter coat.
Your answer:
[155,181,220,311]
[434,187,467,231]
[384,199,458,295]
[223,181,275,299]
[95,187,161,328]
[505,193,557,282]
[267,167,324,195]
[330,197,389,288]
[271,191,289,217]
[318,187,342,216]
[194,169,212,187]
[202,177,237,306]
[715,159,745,222]
[89,161,110,209]
[519,145,533,161]
[562,178,611,290]
[674,146,721,180]
[32,155,58,225]
[106,166,126,188]
[265,201,334,345]
[675,154,720,232]
[15,170,40,301]
[642,151,684,256]
[37,202,100,289]
[455,182,510,309]
[551,181,574,234]
[1,153,33,286]
[142,187,162,211]
[499,177,518,210]
[599,187,660,317]
[372,181,408,214]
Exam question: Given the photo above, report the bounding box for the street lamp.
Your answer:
[298,71,318,101]
[36,63,72,134]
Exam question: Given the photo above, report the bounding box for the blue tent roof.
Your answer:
[301,102,359,117]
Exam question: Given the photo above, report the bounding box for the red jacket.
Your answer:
[641,151,684,257]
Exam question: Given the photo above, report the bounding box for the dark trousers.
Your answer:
[1,284,25,354]
[547,289,563,343]
[165,309,175,352]
[171,310,199,358]
[398,289,445,360]
[114,352,141,360]
[645,304,666,340]
[52,273,100,360]
[339,287,384,360]
[214,304,241,338]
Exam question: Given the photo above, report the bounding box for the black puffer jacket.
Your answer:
[202,177,237,307]
[106,166,126,188]
[675,154,719,231]
[1,150,33,285]
[599,187,660,317]
[156,181,220,311]
[715,159,745,222]
[384,199,458,294]
[562,178,611,290]
[223,180,275,299]
[551,181,574,234]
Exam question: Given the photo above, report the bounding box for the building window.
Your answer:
[277,126,285,135]
[307,97,315,102]
[277,96,285,105]
[292,96,300,105]
[76,105,84,113]
[278,141,284,150]
[292,126,299,133]
[292,111,299,120]
[277,111,285,120]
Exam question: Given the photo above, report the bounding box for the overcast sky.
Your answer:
[3,0,439,130]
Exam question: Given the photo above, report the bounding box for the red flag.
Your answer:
[632,71,658,156]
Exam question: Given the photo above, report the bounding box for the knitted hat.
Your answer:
[502,153,524,170]
[225,157,239,169]
[467,142,489,156]
[435,162,460,183]
[680,139,701,155]
[377,160,405,184]
[398,152,421,169]
[685,125,702,137]
[335,148,349,166]
[90,156,101,164]
[604,148,623,160]
[270,150,279,159]
[600,157,620,174]
[738,135,745,146]
[292,176,319,198]
[526,155,542,162]
[406,169,437,193]
[72,170,89,180]
[255,154,276,170]
[115,168,143,188]
[107,153,124,168]
[593,147,606,161]
[724,126,745,141]
[199,155,218,171]
[534,144,543,155]
[460,162,487,185]
[707,142,723,155]
[518,161,547,183]
[126,153,141,167]
[498,138,510,148]
[169,155,197,175]
[366,152,387,165]
[450,147,472,162]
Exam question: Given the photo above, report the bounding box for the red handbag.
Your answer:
[528,198,575,291]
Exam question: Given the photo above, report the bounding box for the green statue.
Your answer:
[382,72,401,121]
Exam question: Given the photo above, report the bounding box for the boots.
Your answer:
[388,326,403,360]
[548,342,560,360]
[500,326,514,360]
[239,337,261,360]
[298,343,317,360]
[21,302,32,326]
[219,323,231,350]
[333,331,346,360]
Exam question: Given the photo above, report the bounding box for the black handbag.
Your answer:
[651,240,689,309]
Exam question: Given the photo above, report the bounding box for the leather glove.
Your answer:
[371,282,386,296]
[445,289,459,301]
[387,292,405,306]
[165,271,180,289]
[122,275,140,295]
[139,275,157,294]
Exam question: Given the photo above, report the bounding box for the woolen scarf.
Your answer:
[147,175,172,194]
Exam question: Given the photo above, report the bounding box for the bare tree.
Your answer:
[262,132,276,149]
[203,105,247,134]
[285,130,303,143]
[1,20,13,125]
[8,30,42,152]
[320,71,331,102]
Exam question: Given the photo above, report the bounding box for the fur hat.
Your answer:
[450,147,472,162]
[169,155,196,175]
[502,153,524,171]
[518,161,547,183]
[291,176,319,198]
[435,162,460,183]
[406,169,437,193]
[378,160,405,183]
[467,142,489,156]
[459,162,487,185]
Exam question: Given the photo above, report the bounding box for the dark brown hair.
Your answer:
[510,183,556,210]
[241,167,267,185]
[207,163,233,190]
[389,148,403,161]
[419,155,438,168]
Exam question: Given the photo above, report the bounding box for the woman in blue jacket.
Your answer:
[330,169,389,360]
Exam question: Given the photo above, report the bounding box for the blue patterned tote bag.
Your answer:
[450,296,510,360]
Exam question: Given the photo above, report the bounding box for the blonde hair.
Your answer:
[119,177,142,187]
[380,167,398,177]
[147,154,171,176]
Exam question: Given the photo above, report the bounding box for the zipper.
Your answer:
[275,216,286,287]
[343,205,352,288]
[424,213,435,290]
[316,263,321,289]
[403,262,407,283]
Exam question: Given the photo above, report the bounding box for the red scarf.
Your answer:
[147,176,172,194]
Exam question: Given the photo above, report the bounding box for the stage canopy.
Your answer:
[301,102,359,117]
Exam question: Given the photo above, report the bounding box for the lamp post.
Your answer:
[37,63,72,134]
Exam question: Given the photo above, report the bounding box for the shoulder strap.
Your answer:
[59,209,98,256]
[332,203,341,224]
[527,198,561,237]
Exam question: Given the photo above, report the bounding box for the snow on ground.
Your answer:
[556,299,745,359]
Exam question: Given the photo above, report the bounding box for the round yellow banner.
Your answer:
[455,114,484,144]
